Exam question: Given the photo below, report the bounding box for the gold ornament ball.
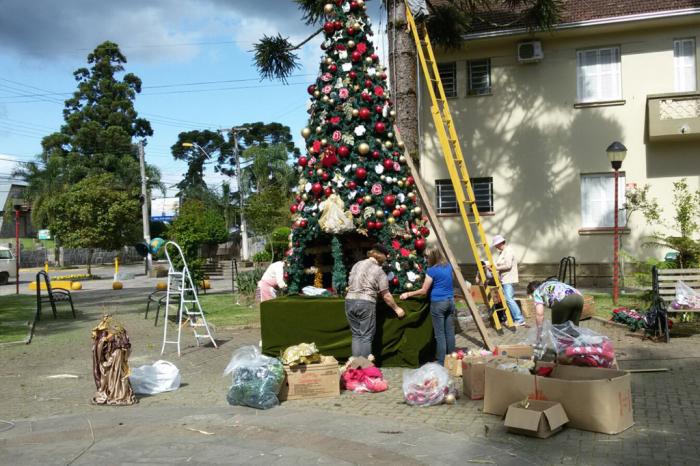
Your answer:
[314,90,321,97]
[406,283,413,290]
[413,207,422,215]
[365,56,373,64]
[358,142,370,155]
[380,175,386,181]
[325,57,333,65]
[352,22,362,31]
[384,141,393,149]
[398,141,405,149]
[328,99,335,105]
[316,168,324,176]
[376,210,384,218]
[357,0,365,6]
[301,127,312,138]
[390,110,396,117]
[397,180,404,188]
[322,95,330,103]
[316,126,323,133]
[363,194,373,203]
[387,217,395,224]
[387,132,394,139]
[353,85,360,91]
[321,138,328,146]
[445,393,456,405]
[375,138,382,144]
[347,40,356,49]
[324,3,334,14]
[399,155,406,163]
[352,109,359,117]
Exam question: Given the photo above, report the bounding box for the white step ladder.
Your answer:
[161,241,218,356]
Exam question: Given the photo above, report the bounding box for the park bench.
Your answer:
[35,271,76,320]
[651,266,700,342]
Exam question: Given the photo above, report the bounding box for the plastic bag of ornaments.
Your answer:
[403,362,459,406]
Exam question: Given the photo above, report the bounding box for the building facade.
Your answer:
[419,1,700,284]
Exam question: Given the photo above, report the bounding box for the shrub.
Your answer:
[252,250,272,263]
[236,268,265,294]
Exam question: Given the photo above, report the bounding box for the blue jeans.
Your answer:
[430,299,456,365]
[502,283,524,323]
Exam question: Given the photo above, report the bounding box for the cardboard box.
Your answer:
[461,356,508,400]
[495,344,534,359]
[580,295,596,320]
[444,355,463,377]
[519,298,534,319]
[504,400,569,438]
[484,365,633,434]
[278,356,340,401]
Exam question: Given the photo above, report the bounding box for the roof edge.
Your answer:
[462,7,700,41]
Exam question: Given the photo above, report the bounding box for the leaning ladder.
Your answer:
[161,241,218,356]
[405,5,513,330]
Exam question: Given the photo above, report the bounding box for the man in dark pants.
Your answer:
[345,244,405,357]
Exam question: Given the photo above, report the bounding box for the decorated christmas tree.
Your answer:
[284,0,430,295]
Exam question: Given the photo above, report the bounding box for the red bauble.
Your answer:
[406,176,415,186]
[290,204,298,214]
[361,93,372,102]
[312,182,323,195]
[338,145,350,158]
[391,277,399,285]
[392,209,401,217]
[350,1,359,10]
[323,22,335,34]
[371,150,381,159]
[351,50,362,62]
[298,156,308,167]
[300,219,308,228]
[414,238,427,250]
[420,226,430,236]
[383,194,396,207]
[399,205,407,214]
[380,72,387,80]
[322,172,330,181]
[357,197,363,204]
[348,180,357,190]
[366,220,376,230]
[334,19,343,30]
[375,122,386,134]
[393,151,400,157]
[365,79,373,88]
[370,53,378,61]
[375,105,383,114]
[375,221,384,229]
[347,27,356,36]
[355,167,367,179]
[307,85,316,95]
[358,107,371,120]
[307,169,314,176]
[324,186,333,197]
[295,195,302,203]
[283,272,289,281]
[329,64,337,73]
[349,71,357,79]
[383,158,394,170]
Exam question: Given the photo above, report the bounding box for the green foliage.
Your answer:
[252,250,273,263]
[271,226,291,259]
[171,130,233,194]
[672,179,699,237]
[253,34,302,83]
[168,199,228,260]
[236,268,265,294]
[241,144,296,194]
[331,236,347,293]
[244,188,290,238]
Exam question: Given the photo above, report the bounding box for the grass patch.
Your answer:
[0,294,35,343]
[587,292,652,319]
[199,293,259,328]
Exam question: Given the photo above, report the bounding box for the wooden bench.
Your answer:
[652,267,700,311]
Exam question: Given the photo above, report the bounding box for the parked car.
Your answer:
[0,246,17,285]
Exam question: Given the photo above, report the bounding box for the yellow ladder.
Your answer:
[405,5,513,330]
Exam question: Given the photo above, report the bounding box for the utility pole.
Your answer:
[138,140,152,274]
[231,128,249,261]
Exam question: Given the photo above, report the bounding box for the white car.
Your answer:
[0,246,17,285]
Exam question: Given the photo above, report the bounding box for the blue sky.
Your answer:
[0,0,385,196]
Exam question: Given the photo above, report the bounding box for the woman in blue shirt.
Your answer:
[400,247,455,365]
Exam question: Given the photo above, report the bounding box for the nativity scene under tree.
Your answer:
[282,0,430,294]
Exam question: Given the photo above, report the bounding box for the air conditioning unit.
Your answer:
[517,41,543,63]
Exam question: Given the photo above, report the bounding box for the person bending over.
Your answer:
[527,279,584,328]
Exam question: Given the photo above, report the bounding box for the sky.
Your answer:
[0,0,387,197]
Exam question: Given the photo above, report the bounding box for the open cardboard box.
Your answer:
[278,356,340,401]
[504,400,569,438]
[484,364,633,434]
[461,356,515,400]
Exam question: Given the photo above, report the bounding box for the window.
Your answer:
[576,47,621,102]
[0,249,12,260]
[580,173,626,228]
[437,62,457,98]
[674,38,697,92]
[436,177,493,215]
[468,59,491,95]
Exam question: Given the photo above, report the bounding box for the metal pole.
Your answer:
[15,208,20,295]
[232,130,249,261]
[613,168,619,305]
[138,140,152,275]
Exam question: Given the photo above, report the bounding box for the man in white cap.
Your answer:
[491,235,526,326]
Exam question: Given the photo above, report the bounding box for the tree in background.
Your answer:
[45,174,140,274]
[240,143,297,195]
[254,0,560,157]
[170,129,233,194]
[245,187,290,261]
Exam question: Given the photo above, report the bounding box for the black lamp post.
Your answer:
[606,141,627,305]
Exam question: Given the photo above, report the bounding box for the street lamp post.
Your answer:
[606,141,627,305]
[12,198,26,295]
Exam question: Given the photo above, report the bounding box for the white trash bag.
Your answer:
[672,280,700,310]
[402,362,450,407]
[129,360,181,395]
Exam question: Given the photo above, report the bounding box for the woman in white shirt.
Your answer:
[257,261,287,302]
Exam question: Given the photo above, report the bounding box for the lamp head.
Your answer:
[606,141,627,170]
[182,142,194,148]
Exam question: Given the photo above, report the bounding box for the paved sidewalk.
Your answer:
[1,286,699,465]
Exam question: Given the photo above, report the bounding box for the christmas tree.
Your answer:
[284,0,430,294]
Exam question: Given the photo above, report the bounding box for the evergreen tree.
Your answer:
[284,0,430,294]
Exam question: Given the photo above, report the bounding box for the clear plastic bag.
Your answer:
[525,321,557,362]
[129,360,181,395]
[402,362,450,407]
[550,321,615,368]
[223,346,285,410]
[673,280,700,309]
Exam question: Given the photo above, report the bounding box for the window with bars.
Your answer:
[674,38,697,92]
[436,178,493,215]
[437,62,457,98]
[576,46,622,102]
[467,59,491,95]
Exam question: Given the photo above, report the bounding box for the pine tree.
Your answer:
[284,0,429,294]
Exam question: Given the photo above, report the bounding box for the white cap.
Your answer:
[491,234,506,248]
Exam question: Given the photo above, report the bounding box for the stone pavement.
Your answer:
[1,286,699,465]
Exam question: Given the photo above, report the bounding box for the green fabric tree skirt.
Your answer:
[261,296,436,367]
